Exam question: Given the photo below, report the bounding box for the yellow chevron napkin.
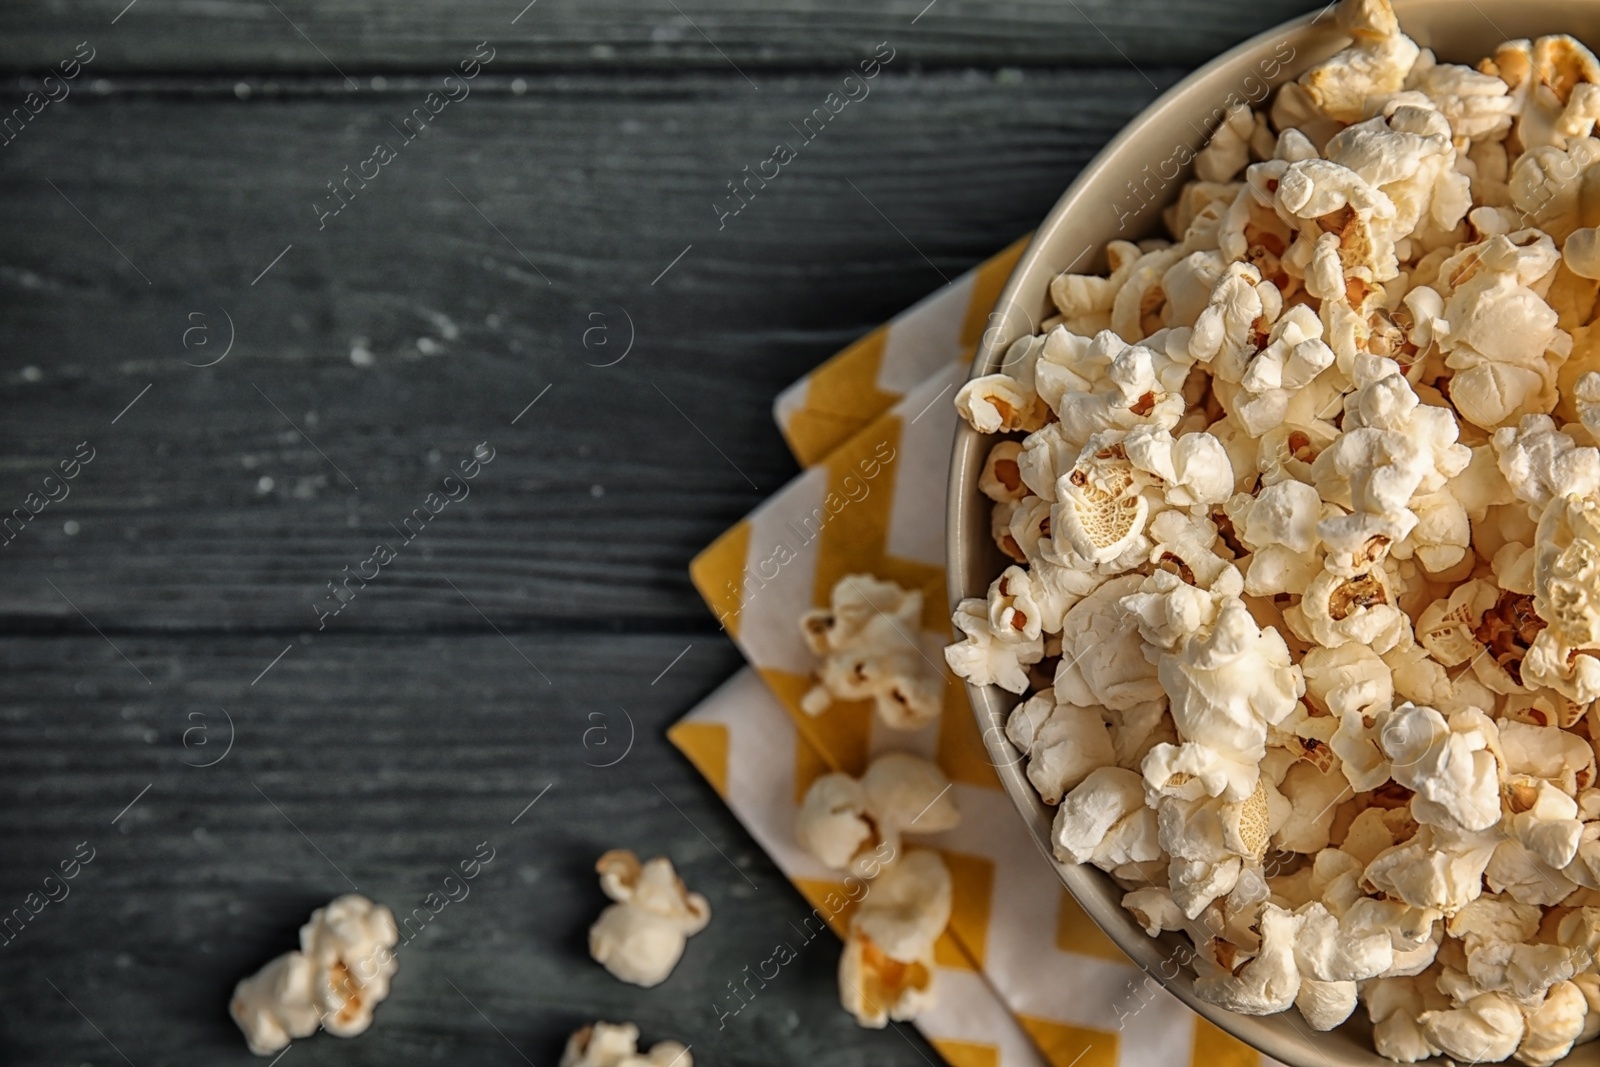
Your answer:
[673,245,1282,1067]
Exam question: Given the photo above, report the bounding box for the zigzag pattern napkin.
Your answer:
[671,241,1284,1067]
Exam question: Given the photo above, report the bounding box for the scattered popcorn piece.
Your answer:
[589,851,710,987]
[839,849,951,1028]
[795,753,960,877]
[795,773,874,870]
[229,894,399,1057]
[560,1022,693,1067]
[231,954,320,1057]
[802,574,943,729]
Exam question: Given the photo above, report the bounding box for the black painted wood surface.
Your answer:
[0,2,1321,1063]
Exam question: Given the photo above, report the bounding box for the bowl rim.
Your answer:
[940,3,1578,1064]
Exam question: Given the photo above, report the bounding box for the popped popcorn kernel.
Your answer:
[795,753,961,876]
[561,1022,693,1067]
[838,849,951,1028]
[804,574,944,729]
[229,894,399,1056]
[588,851,710,988]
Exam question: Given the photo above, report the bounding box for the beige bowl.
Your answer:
[947,2,1600,1064]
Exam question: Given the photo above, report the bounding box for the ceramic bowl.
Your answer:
[947,2,1600,1063]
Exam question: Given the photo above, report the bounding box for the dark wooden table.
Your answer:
[0,2,1321,1062]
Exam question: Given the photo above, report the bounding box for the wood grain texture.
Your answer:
[0,633,938,1065]
[0,70,1173,631]
[0,0,1280,1057]
[0,0,1325,74]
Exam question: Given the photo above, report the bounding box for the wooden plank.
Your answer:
[0,633,939,1065]
[0,0,1327,74]
[0,70,1170,631]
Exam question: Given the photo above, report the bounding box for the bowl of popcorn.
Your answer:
[946,0,1600,1062]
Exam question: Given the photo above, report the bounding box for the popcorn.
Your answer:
[1485,836,1578,906]
[1419,991,1525,1063]
[795,753,960,877]
[560,1022,693,1067]
[588,851,711,987]
[1189,262,1283,383]
[985,565,1045,643]
[1146,510,1235,590]
[1192,903,1303,1014]
[947,597,1043,694]
[1156,777,1285,916]
[1524,493,1600,700]
[1123,425,1236,509]
[1517,981,1588,1067]
[1275,761,1350,853]
[1503,773,1583,867]
[1380,702,1502,832]
[1300,643,1395,789]
[1398,56,1516,143]
[1323,104,1472,250]
[1231,305,1338,437]
[231,954,320,1056]
[1110,247,1185,343]
[1051,436,1156,565]
[1299,0,1420,124]
[1053,575,1165,712]
[977,441,1029,503]
[1363,822,1499,914]
[1510,141,1600,241]
[1444,893,1580,998]
[1049,241,1143,335]
[1296,900,1395,982]
[1121,567,1227,653]
[1195,103,1255,184]
[1500,718,1595,794]
[796,773,875,871]
[947,2,1600,1056]
[1486,36,1600,152]
[1365,974,1448,1062]
[1005,693,1116,804]
[229,894,399,1056]
[1272,159,1401,284]
[1296,977,1359,1031]
[803,575,944,729]
[1493,416,1600,516]
[1152,597,1303,801]
[954,333,1050,434]
[1051,767,1161,871]
[838,849,950,1028]
[1033,328,1190,448]
[1286,564,1411,654]
[1441,241,1570,431]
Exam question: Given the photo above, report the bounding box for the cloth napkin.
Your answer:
[670,240,1282,1067]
